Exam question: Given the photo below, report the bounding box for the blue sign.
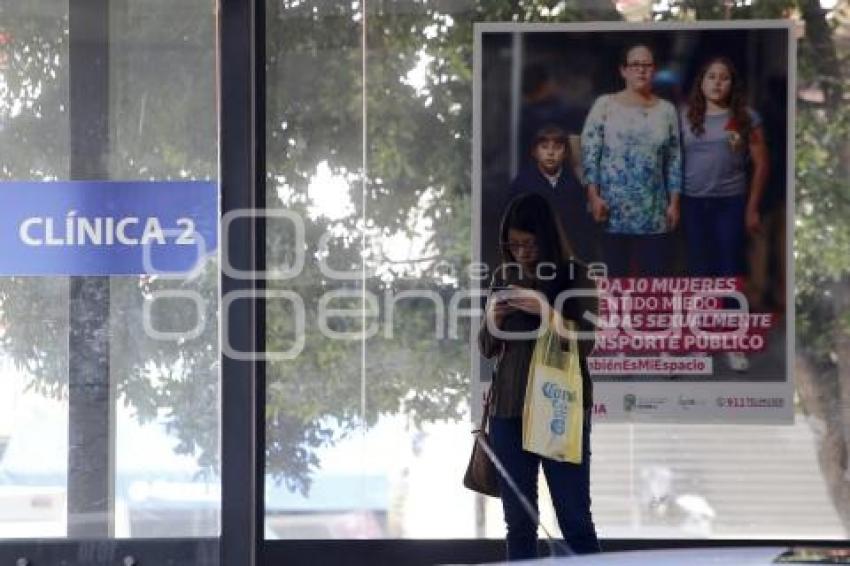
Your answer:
[0,181,218,275]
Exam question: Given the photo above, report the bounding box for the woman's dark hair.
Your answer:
[498,193,574,268]
[687,56,751,141]
[619,42,655,67]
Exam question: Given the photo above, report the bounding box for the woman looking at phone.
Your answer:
[478,193,600,560]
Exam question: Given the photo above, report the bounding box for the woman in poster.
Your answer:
[680,56,769,372]
[581,43,682,277]
[478,193,600,559]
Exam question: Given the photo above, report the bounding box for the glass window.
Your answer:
[108,0,219,539]
[0,0,71,539]
[265,0,849,543]
[0,0,219,539]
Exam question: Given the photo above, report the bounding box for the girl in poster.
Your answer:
[680,56,769,372]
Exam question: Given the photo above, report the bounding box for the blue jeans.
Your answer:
[681,194,747,277]
[489,411,600,560]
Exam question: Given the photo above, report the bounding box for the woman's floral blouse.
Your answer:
[581,94,682,235]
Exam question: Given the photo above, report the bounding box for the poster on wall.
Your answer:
[473,21,795,424]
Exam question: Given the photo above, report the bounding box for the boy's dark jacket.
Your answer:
[508,164,597,263]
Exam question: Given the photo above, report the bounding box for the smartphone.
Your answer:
[489,285,521,308]
[489,285,512,293]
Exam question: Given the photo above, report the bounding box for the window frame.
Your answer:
[0,0,844,564]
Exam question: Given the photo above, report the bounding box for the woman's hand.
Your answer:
[589,194,609,223]
[587,184,609,223]
[505,287,550,317]
[486,294,514,328]
[746,204,761,235]
[665,192,681,230]
[666,200,680,230]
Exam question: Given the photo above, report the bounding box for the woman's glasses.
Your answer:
[625,62,655,71]
[501,241,538,253]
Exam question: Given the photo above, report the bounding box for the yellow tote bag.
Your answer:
[522,319,583,463]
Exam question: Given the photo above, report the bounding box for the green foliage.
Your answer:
[260,0,620,491]
[795,106,850,293]
[652,0,794,20]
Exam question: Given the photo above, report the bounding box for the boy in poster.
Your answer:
[508,124,598,263]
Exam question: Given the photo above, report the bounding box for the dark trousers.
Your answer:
[681,194,747,277]
[488,412,600,560]
[601,232,671,277]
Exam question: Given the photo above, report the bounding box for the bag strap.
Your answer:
[477,380,493,432]
[479,393,490,430]
[476,341,503,434]
[565,319,579,357]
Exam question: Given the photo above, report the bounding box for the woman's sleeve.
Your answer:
[477,275,503,359]
[665,104,683,194]
[478,315,502,359]
[581,97,606,186]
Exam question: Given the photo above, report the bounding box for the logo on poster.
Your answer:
[542,381,574,435]
[623,394,668,412]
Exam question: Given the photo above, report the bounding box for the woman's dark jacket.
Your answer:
[478,259,598,417]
